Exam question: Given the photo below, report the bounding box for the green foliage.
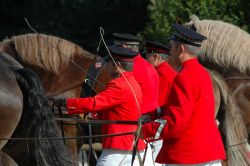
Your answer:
[140,0,250,44]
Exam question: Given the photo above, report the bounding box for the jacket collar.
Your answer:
[181,58,199,68]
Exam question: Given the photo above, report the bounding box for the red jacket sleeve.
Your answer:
[142,72,194,140]
[67,80,123,114]
[156,62,177,107]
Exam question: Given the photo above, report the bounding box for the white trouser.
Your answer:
[164,160,222,166]
[143,143,154,165]
[143,140,164,166]
[150,140,163,165]
[96,149,144,166]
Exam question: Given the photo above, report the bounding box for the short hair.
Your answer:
[113,60,134,71]
[172,40,202,57]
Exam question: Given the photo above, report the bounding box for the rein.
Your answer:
[54,117,138,125]
[0,115,139,141]
[79,55,109,163]
[224,76,250,81]
[0,131,135,141]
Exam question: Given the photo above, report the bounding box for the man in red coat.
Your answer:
[65,45,146,166]
[144,40,177,166]
[140,24,226,166]
[113,33,159,115]
[145,40,177,109]
[113,33,159,165]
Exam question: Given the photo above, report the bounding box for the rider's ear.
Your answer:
[153,53,158,60]
[179,45,185,53]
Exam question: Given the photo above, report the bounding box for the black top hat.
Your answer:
[113,33,141,45]
[145,40,169,54]
[108,45,139,61]
[170,23,207,47]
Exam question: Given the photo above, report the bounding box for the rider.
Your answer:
[144,40,177,166]
[112,33,159,115]
[62,45,146,166]
[140,24,226,166]
[113,33,159,165]
[144,40,177,110]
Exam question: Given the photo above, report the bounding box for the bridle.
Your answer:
[79,55,109,163]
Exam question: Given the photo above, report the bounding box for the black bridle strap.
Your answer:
[88,123,93,163]
[0,131,135,141]
[54,117,138,125]
[58,106,66,144]
[224,76,250,80]
[80,56,108,98]
[79,56,108,163]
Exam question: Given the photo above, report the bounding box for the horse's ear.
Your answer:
[189,14,200,22]
[185,14,200,30]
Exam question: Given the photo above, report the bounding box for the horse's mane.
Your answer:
[3,34,95,74]
[185,15,250,74]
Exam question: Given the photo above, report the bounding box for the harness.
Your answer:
[79,56,108,164]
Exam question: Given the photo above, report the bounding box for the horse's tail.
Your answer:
[15,68,74,166]
[210,70,250,166]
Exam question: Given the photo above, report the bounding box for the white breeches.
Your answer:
[96,149,144,166]
[96,140,164,166]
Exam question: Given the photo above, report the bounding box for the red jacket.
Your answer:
[156,61,177,107]
[67,72,145,151]
[142,58,226,164]
[133,55,159,114]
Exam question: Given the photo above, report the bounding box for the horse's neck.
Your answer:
[37,56,96,96]
[2,41,96,96]
[1,39,106,96]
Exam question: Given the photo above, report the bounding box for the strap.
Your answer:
[80,56,108,98]
[154,119,167,140]
[131,120,142,166]
[156,107,161,118]
[142,143,148,165]
[57,106,66,144]
[137,149,143,166]
[87,124,93,163]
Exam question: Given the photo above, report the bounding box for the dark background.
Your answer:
[1,0,249,53]
[0,0,150,52]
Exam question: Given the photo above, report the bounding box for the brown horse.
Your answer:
[0,33,112,165]
[0,52,73,165]
[181,15,250,166]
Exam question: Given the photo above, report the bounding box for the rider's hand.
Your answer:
[139,114,152,124]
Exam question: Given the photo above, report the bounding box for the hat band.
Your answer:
[170,35,202,47]
[147,47,169,54]
[114,40,140,46]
